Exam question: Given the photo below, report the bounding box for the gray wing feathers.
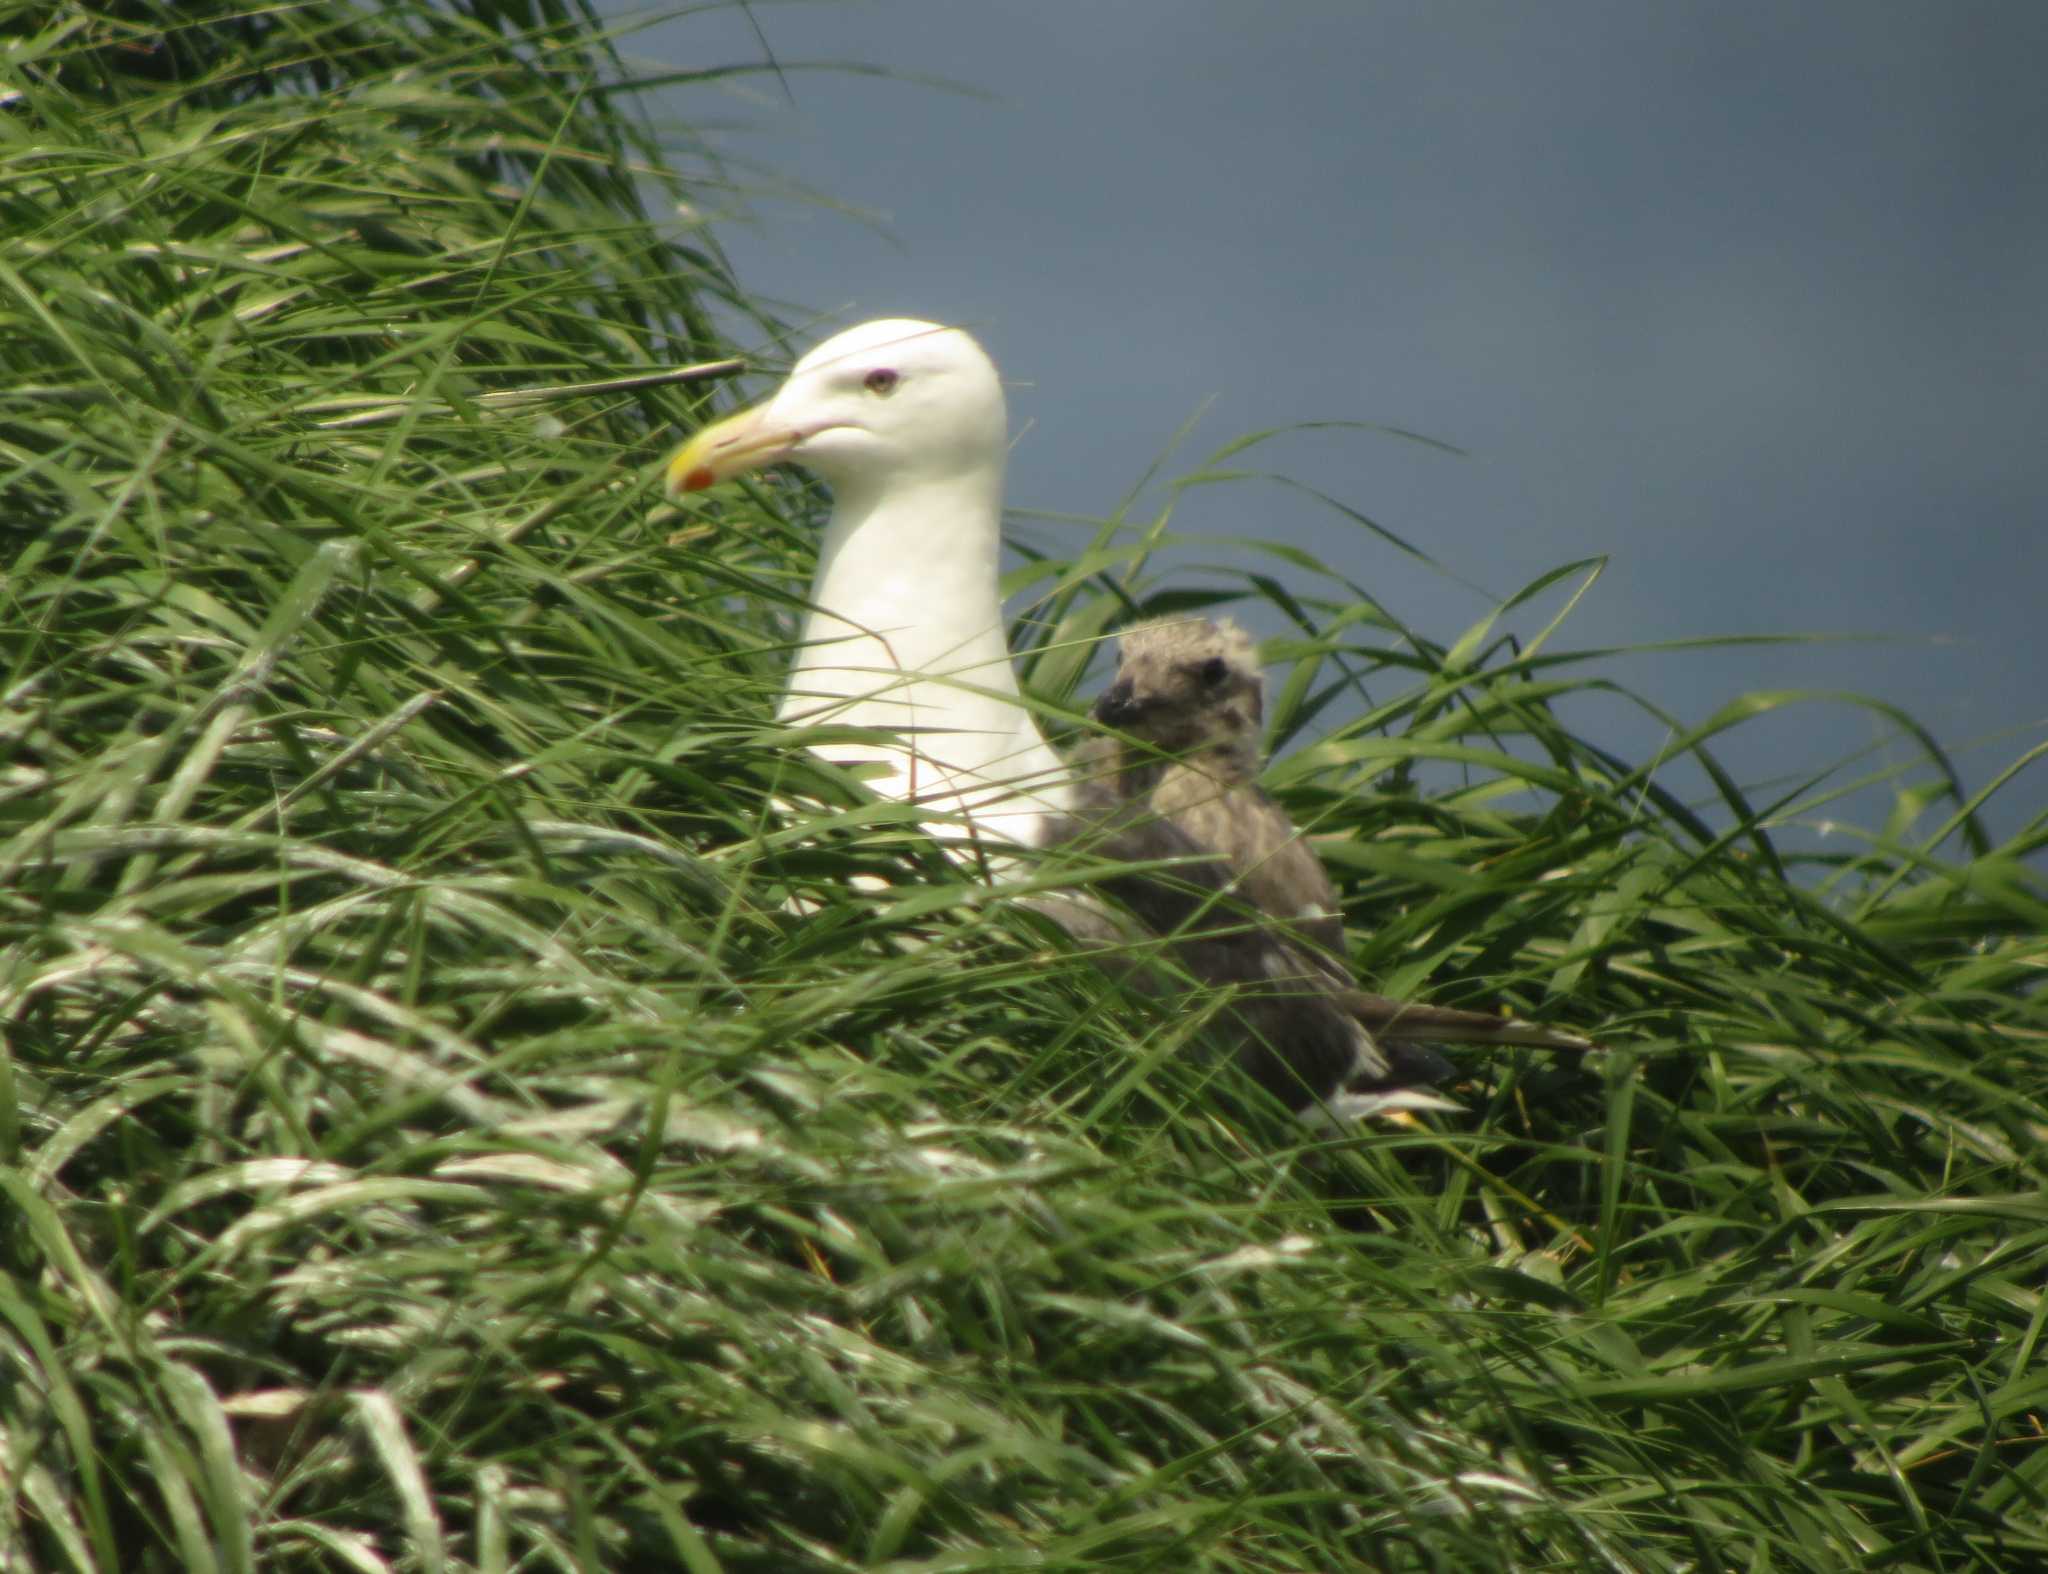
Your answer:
[1033,789,1399,1105]
[1147,771,1348,961]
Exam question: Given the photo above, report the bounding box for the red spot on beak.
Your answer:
[683,466,716,491]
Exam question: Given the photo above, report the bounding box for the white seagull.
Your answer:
[666,319,1073,851]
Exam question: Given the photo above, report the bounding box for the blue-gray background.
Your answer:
[622,0,2044,848]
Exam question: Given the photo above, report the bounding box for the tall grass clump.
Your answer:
[4,3,2046,1569]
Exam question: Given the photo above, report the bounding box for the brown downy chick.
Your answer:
[1087,617,1346,961]
[1084,617,1593,1097]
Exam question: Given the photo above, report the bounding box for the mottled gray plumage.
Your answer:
[1034,764,1396,1112]
[1078,616,1593,1108]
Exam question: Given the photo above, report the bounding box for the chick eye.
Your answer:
[863,368,900,396]
[1199,657,1229,687]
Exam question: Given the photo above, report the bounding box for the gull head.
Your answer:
[665,318,1007,498]
[1092,616,1265,757]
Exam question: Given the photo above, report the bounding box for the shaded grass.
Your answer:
[3,3,2047,1570]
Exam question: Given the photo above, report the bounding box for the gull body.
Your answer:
[667,319,1073,848]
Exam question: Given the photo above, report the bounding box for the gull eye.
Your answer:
[863,367,900,396]
[1199,657,1229,687]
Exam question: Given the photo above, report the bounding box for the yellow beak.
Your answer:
[662,401,802,495]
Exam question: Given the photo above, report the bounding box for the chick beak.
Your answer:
[1092,679,1146,728]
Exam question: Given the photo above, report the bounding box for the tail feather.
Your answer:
[1341,990,1599,1054]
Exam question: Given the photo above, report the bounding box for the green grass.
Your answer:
[4,3,2047,1570]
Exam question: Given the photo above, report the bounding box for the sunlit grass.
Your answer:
[2,3,2045,1570]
